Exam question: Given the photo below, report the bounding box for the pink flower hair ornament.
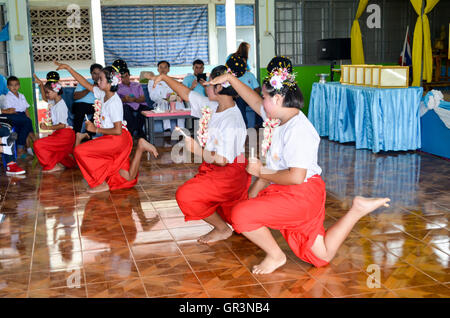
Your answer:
[51,82,62,93]
[264,68,297,91]
[111,73,122,86]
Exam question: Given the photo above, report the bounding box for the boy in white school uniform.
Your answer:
[2,76,36,158]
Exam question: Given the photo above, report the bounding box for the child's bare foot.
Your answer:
[351,196,391,218]
[87,182,109,193]
[197,227,232,244]
[252,252,287,275]
[138,138,159,158]
[75,132,90,147]
[43,163,64,173]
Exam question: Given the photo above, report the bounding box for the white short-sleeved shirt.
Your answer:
[4,91,29,112]
[260,106,322,181]
[48,99,69,126]
[148,79,185,109]
[189,91,246,163]
[93,87,123,129]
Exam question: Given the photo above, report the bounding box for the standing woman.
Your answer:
[55,61,158,193]
[227,42,251,71]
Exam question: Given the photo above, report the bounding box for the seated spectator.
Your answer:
[1,76,36,158]
[147,60,185,131]
[72,63,103,134]
[117,68,151,138]
[182,59,207,96]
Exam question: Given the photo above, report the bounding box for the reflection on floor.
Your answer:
[0,138,448,298]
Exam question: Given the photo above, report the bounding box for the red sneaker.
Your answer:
[6,162,26,175]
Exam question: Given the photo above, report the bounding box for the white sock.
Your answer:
[3,145,12,155]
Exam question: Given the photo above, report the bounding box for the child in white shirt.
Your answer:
[147,62,250,244]
[55,62,159,193]
[33,80,76,172]
[209,61,391,274]
[2,76,36,157]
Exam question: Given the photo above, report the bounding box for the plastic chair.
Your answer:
[1,127,18,171]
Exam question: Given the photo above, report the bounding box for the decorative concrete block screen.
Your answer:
[101,5,209,67]
[30,8,92,62]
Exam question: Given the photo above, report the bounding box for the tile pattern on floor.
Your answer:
[0,139,448,298]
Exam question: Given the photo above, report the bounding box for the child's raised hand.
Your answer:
[143,72,155,80]
[206,73,229,86]
[54,61,69,71]
[152,75,165,88]
[33,74,43,85]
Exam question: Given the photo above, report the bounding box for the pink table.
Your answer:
[141,110,193,144]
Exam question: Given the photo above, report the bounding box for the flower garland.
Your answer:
[261,118,281,157]
[197,106,212,147]
[166,92,178,102]
[92,99,102,128]
[42,105,52,126]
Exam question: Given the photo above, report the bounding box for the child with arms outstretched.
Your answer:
[208,58,390,274]
[33,78,76,172]
[147,56,250,244]
[55,61,158,193]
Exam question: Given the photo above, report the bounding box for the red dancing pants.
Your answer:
[34,127,76,171]
[176,155,251,224]
[74,128,137,191]
[231,175,329,268]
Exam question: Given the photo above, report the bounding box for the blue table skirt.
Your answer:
[308,82,423,153]
[420,103,450,159]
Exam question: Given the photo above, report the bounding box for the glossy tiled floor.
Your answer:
[0,138,449,298]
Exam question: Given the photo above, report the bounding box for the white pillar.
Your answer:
[225,0,236,55]
[208,2,218,65]
[90,0,105,66]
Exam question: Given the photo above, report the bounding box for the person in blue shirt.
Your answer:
[0,73,8,96]
[226,42,251,72]
[226,54,262,128]
[182,59,207,96]
[72,63,103,134]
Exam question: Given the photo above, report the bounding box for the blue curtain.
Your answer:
[102,6,209,66]
[0,23,9,42]
[216,5,255,26]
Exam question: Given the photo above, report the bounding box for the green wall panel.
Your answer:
[18,77,36,132]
